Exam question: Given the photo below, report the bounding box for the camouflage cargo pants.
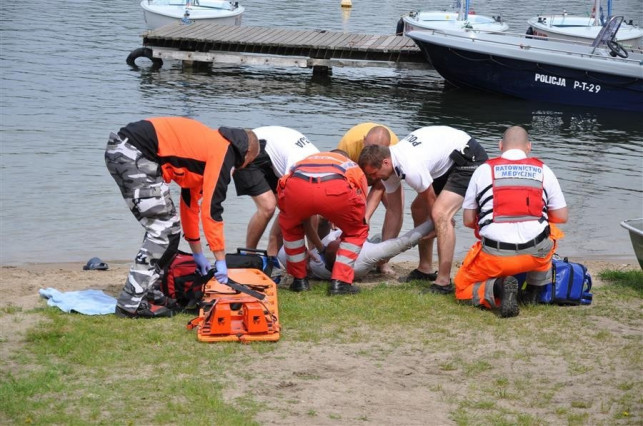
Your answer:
[105,132,181,312]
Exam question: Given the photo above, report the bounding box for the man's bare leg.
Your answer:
[431,191,464,286]
[266,216,282,257]
[411,194,434,274]
[246,191,277,249]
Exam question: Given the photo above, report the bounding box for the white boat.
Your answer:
[398,0,508,35]
[620,219,643,269]
[527,0,643,49]
[406,16,643,112]
[141,0,244,30]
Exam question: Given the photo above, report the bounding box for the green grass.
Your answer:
[1,269,641,424]
[598,269,643,295]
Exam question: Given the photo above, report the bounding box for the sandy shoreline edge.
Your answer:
[3,254,639,274]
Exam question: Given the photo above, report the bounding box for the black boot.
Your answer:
[289,277,310,292]
[115,301,175,319]
[520,284,541,305]
[328,279,360,296]
[498,276,520,318]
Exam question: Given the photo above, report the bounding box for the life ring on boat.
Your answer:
[606,40,628,58]
[126,47,163,69]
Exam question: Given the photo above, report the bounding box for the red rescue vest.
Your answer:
[477,157,546,228]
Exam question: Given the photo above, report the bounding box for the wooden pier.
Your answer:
[130,22,429,74]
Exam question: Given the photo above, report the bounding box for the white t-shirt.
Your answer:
[463,149,567,243]
[253,126,320,177]
[383,126,472,194]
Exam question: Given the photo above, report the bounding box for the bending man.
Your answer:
[105,117,259,318]
[278,151,369,295]
[359,126,488,294]
[233,126,319,258]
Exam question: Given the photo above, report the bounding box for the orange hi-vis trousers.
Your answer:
[278,176,368,283]
[454,225,563,309]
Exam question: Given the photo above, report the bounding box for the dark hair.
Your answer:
[358,145,390,169]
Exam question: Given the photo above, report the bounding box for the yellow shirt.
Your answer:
[337,122,399,163]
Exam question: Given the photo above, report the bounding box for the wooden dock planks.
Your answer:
[140,22,428,69]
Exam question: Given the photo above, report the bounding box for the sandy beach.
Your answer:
[3,255,641,425]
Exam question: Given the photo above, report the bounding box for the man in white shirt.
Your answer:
[358,126,488,294]
[233,126,319,257]
[277,221,434,280]
[454,126,568,318]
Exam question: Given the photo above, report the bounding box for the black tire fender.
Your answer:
[126,47,163,69]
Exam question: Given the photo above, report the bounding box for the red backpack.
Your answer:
[161,251,212,312]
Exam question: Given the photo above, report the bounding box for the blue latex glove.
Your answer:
[214,259,228,284]
[193,252,212,276]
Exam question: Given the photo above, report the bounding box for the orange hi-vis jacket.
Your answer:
[478,157,546,229]
[283,151,368,199]
[118,117,249,252]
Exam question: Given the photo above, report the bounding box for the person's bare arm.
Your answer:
[463,209,477,229]
[548,207,569,224]
[303,217,324,252]
[382,186,403,240]
[364,182,385,222]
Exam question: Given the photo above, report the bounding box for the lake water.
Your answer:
[1,0,642,266]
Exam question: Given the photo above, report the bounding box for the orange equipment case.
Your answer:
[187,268,280,342]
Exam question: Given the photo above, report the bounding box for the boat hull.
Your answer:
[528,16,643,49]
[621,219,643,269]
[408,31,643,112]
[141,1,244,30]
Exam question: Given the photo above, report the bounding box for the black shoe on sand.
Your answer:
[422,282,455,295]
[400,269,438,283]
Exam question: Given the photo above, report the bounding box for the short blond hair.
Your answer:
[364,126,392,147]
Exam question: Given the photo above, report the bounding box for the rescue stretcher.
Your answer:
[187,268,280,342]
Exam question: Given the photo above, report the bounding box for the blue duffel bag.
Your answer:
[539,258,593,305]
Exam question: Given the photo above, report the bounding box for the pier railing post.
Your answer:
[312,65,332,77]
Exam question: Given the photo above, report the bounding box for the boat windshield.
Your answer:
[591,15,622,48]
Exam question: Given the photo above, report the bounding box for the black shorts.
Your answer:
[233,150,278,197]
[435,138,488,197]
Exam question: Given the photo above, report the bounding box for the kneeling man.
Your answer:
[454,126,568,318]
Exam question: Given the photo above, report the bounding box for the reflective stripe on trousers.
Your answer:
[455,237,557,310]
